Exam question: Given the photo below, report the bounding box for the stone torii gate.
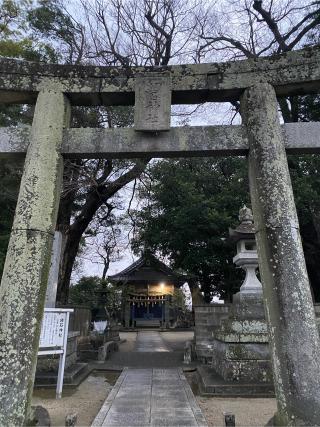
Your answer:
[0,48,320,426]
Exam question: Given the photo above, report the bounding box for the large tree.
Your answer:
[0,0,59,279]
[133,158,249,302]
[197,0,320,301]
[52,0,201,303]
[133,0,320,303]
[0,0,206,303]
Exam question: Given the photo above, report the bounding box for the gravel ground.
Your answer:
[197,396,277,426]
[185,371,277,427]
[32,373,118,426]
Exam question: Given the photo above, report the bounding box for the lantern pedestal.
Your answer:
[210,206,273,385]
[211,298,271,383]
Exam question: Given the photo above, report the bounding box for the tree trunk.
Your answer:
[102,261,109,280]
[188,282,204,306]
[56,160,149,304]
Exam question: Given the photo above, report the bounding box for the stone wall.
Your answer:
[193,304,230,363]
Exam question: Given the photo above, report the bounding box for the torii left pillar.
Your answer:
[0,90,70,426]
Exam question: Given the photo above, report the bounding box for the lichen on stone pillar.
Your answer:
[0,89,70,426]
[241,82,320,426]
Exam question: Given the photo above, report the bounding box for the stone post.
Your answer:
[45,231,63,307]
[241,83,320,425]
[0,90,70,426]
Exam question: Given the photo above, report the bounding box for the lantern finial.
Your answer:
[239,205,253,224]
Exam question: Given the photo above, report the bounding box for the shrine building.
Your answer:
[109,253,187,328]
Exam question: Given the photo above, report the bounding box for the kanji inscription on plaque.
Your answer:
[39,311,66,347]
[134,72,171,131]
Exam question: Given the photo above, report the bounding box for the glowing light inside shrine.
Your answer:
[159,282,166,290]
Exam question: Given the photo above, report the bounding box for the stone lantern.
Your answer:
[229,205,262,295]
[208,206,272,385]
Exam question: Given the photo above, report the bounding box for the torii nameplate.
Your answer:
[134,72,171,131]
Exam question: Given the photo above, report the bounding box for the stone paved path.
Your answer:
[92,368,208,426]
[134,331,170,352]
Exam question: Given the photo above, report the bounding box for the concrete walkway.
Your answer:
[92,368,208,426]
[134,331,170,352]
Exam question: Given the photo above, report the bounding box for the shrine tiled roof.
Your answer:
[108,252,188,286]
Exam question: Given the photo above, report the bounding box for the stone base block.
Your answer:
[232,292,265,319]
[212,339,272,383]
[214,330,269,343]
[207,294,272,384]
[214,316,269,348]
[35,362,89,387]
[197,365,274,396]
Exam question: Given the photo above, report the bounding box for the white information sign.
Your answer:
[40,311,66,347]
[38,308,73,399]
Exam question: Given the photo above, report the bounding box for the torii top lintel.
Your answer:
[0,47,319,106]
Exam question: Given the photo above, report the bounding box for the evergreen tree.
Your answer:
[133,157,249,303]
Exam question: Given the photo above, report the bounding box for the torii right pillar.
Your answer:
[241,83,320,426]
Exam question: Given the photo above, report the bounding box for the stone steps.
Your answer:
[35,362,89,387]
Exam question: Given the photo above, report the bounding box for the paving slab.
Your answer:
[134,331,170,352]
[92,368,207,426]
